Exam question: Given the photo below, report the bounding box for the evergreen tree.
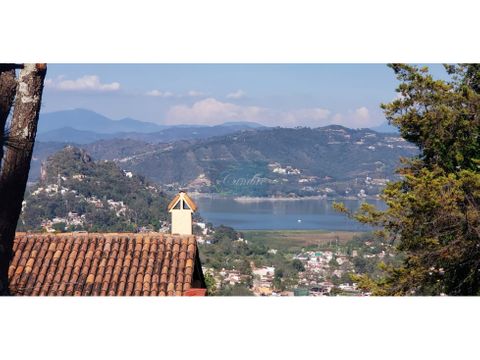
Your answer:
[335,64,480,295]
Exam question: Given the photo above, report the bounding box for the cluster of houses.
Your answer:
[203,244,375,296]
[252,266,276,296]
[203,264,295,296]
[268,162,301,175]
[187,173,212,191]
[293,250,357,295]
[30,178,125,211]
[31,183,75,197]
[41,211,86,233]
[364,176,389,186]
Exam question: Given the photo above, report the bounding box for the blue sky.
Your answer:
[42,64,447,128]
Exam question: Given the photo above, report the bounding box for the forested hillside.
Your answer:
[29,125,417,197]
[100,125,418,197]
[19,146,170,232]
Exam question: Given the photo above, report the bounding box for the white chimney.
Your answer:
[168,191,197,235]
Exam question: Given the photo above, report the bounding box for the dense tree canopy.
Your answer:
[336,64,480,295]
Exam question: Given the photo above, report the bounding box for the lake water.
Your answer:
[192,196,386,231]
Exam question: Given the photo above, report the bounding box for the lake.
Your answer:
[192,196,386,231]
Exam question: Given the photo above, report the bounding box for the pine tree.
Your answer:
[335,64,480,295]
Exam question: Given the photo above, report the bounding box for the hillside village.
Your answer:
[15,145,398,296]
[199,226,395,296]
[19,146,170,233]
[15,154,394,297]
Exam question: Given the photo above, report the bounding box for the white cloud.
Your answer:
[146,89,174,97]
[330,107,382,128]
[187,90,205,97]
[281,108,331,127]
[164,98,380,128]
[146,89,205,98]
[226,89,247,99]
[45,75,120,92]
[355,106,369,120]
[166,97,266,125]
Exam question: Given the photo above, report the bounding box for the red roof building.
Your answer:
[9,232,207,296]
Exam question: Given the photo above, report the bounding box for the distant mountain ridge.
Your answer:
[30,109,416,197]
[38,109,167,134]
[58,125,417,197]
[38,108,397,143]
[37,109,267,144]
[30,125,418,197]
[37,127,118,144]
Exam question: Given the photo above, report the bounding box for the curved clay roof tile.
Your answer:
[9,233,204,296]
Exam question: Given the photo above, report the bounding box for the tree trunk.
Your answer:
[0,65,18,165]
[0,63,47,295]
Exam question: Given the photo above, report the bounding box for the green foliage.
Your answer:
[212,225,242,243]
[217,283,254,296]
[383,64,480,173]
[204,273,217,296]
[291,259,305,272]
[339,64,480,295]
[18,146,170,232]
[200,226,251,270]
[52,222,66,232]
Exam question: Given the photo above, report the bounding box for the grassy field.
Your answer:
[243,230,363,253]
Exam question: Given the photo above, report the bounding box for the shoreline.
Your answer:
[233,195,326,202]
[240,229,364,233]
[189,192,381,202]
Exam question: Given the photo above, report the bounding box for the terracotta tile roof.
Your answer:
[9,233,206,296]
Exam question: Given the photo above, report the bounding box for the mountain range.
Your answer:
[90,126,416,197]
[28,108,411,197]
[37,108,397,144]
[30,124,417,197]
[37,109,266,144]
[37,109,167,134]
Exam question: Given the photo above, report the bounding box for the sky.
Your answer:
[41,64,447,128]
